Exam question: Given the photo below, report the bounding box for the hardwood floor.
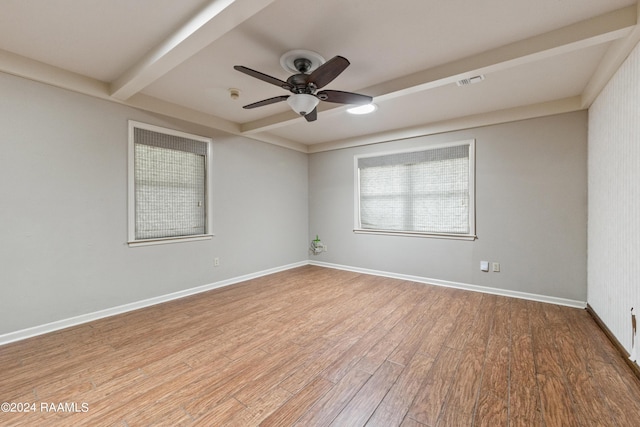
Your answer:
[2,265,640,426]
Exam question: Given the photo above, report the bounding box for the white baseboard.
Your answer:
[309,261,587,309]
[0,261,308,346]
[1,259,586,346]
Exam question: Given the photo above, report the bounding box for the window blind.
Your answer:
[358,144,471,234]
[134,128,207,240]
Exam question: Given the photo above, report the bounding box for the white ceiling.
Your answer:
[1,0,638,152]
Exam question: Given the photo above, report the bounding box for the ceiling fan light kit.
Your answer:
[287,93,320,116]
[234,49,373,122]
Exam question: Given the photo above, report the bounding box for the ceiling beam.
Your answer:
[0,47,308,152]
[240,4,636,135]
[110,0,276,100]
[123,93,309,152]
[307,96,584,154]
[0,48,110,98]
[366,4,636,101]
[582,2,640,107]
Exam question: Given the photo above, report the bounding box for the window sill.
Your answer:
[353,229,476,241]
[128,234,214,247]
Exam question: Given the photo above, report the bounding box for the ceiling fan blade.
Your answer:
[317,90,372,105]
[234,65,293,91]
[242,95,289,109]
[307,56,350,89]
[304,107,317,122]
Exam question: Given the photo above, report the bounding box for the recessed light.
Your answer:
[347,103,377,115]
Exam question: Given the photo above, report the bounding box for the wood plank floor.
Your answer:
[2,265,640,426]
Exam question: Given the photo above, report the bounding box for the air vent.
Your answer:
[457,75,485,87]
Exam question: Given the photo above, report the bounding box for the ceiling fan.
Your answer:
[234,50,373,122]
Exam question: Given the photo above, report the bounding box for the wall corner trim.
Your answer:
[0,261,308,347]
[309,261,586,309]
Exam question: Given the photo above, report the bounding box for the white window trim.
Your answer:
[127,120,214,247]
[353,139,476,241]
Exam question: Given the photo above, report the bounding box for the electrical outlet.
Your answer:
[492,262,500,272]
[214,257,220,267]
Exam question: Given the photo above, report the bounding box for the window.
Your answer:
[128,121,212,246]
[354,140,475,240]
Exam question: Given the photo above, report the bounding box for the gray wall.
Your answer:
[309,111,588,301]
[0,68,588,337]
[0,72,309,335]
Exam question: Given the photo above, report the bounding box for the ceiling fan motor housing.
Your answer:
[287,73,316,94]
